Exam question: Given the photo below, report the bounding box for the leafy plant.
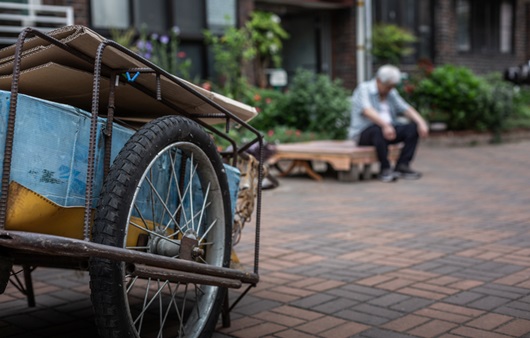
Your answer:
[246,11,289,88]
[270,69,351,140]
[136,26,192,79]
[110,28,137,49]
[372,24,417,65]
[204,26,255,99]
[402,64,525,137]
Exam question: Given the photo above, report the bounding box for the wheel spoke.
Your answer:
[189,153,195,233]
[129,220,181,247]
[133,279,171,326]
[199,219,218,244]
[168,200,212,239]
[196,182,211,235]
[145,176,184,234]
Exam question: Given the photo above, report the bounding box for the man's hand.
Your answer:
[382,124,396,140]
[417,120,429,138]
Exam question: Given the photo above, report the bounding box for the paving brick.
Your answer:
[468,296,512,311]
[397,287,446,300]
[495,318,530,336]
[319,321,370,338]
[216,317,263,334]
[334,309,391,326]
[352,303,404,320]
[312,297,359,314]
[466,313,513,330]
[444,291,486,305]
[294,316,346,334]
[252,311,306,327]
[290,293,337,309]
[273,329,318,338]
[390,297,434,312]
[271,305,324,321]
[450,326,513,338]
[229,322,286,337]
[357,328,417,338]
[408,320,459,338]
[382,314,431,332]
[414,308,472,324]
[368,293,410,307]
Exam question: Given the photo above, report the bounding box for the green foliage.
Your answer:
[240,87,286,130]
[372,24,417,65]
[136,26,192,79]
[204,10,289,95]
[246,11,289,68]
[401,64,525,135]
[246,11,289,88]
[246,69,350,140]
[204,26,255,99]
[110,28,137,49]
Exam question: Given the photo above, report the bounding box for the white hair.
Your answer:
[376,65,402,85]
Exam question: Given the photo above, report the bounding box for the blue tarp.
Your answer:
[0,90,239,217]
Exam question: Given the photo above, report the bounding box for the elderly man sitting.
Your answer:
[349,65,429,182]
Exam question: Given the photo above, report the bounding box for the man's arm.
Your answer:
[362,107,396,140]
[403,106,429,138]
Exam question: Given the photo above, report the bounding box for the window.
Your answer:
[173,0,205,37]
[374,0,434,63]
[456,0,514,54]
[91,0,130,30]
[133,0,166,33]
[456,0,471,52]
[206,0,236,34]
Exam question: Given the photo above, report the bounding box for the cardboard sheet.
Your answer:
[0,25,257,124]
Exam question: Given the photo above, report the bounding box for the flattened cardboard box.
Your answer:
[0,25,257,124]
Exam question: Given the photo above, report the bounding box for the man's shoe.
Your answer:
[395,164,422,180]
[378,168,398,182]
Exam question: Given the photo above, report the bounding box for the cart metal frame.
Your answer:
[0,27,263,328]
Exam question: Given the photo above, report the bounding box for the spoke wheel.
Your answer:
[89,116,232,338]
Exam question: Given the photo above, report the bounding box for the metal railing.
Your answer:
[0,1,74,45]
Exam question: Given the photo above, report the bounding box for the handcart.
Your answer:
[0,25,264,338]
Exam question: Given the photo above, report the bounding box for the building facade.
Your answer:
[3,0,530,89]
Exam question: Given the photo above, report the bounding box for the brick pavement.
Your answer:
[2,141,530,337]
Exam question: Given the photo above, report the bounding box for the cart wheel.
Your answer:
[89,116,232,338]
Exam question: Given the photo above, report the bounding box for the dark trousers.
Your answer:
[358,123,419,170]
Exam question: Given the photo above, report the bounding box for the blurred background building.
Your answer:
[1,0,529,90]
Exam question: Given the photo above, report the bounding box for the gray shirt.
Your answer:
[348,79,410,142]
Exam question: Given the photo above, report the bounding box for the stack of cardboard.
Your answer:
[0,25,257,125]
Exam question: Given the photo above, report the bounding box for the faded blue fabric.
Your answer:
[0,91,240,221]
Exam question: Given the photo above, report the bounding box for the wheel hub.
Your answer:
[180,230,203,261]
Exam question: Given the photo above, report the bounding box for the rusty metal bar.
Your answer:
[0,230,259,285]
[127,263,242,289]
[102,73,117,177]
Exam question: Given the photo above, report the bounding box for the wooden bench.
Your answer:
[268,140,402,182]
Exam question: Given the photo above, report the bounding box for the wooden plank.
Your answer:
[268,140,403,180]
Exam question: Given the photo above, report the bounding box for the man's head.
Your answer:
[375,65,401,98]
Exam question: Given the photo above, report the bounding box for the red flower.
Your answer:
[295,130,301,137]
[201,82,211,91]
[267,129,274,137]
[253,93,261,102]
[265,97,272,104]
[177,51,187,58]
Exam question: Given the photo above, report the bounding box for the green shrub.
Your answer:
[372,24,417,65]
[402,65,526,136]
[275,69,351,139]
